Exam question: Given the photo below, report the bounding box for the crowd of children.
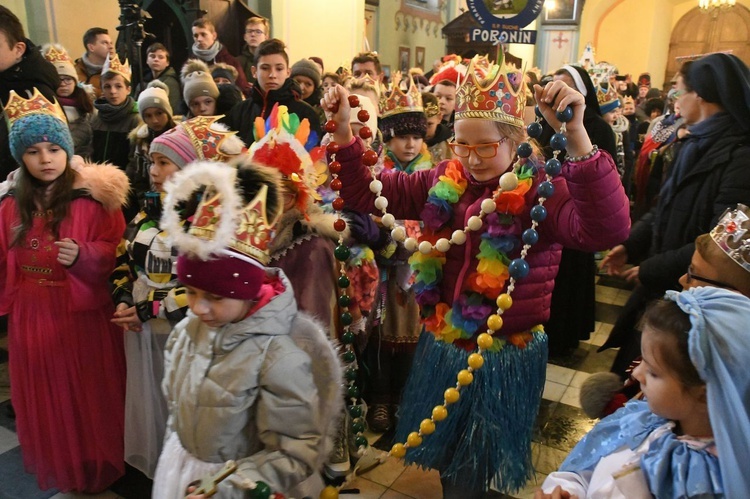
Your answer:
[2,3,750,498]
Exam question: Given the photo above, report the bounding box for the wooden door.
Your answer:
[666,5,750,86]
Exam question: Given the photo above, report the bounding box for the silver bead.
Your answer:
[233,273,240,278]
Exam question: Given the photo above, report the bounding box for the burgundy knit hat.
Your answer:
[162,160,282,301]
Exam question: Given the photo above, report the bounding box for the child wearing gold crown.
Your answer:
[0,89,128,492]
[322,54,630,495]
[154,160,344,498]
[109,115,245,479]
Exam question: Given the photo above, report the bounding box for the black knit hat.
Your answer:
[380,111,427,143]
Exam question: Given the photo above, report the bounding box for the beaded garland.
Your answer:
[324,94,377,496]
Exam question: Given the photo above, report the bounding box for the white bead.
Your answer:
[381,213,396,228]
[404,237,418,252]
[369,179,383,194]
[233,273,240,278]
[435,238,451,252]
[374,196,388,211]
[481,198,496,214]
[391,226,406,242]
[499,172,519,191]
[467,216,483,231]
[451,230,467,245]
[419,241,433,254]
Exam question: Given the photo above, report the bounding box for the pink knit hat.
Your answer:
[149,125,195,168]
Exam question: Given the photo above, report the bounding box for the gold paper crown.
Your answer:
[349,74,382,97]
[454,54,527,128]
[597,83,621,113]
[190,182,278,265]
[379,73,423,118]
[42,44,74,66]
[710,204,750,273]
[179,115,242,163]
[103,53,132,82]
[4,88,68,128]
[622,96,635,106]
[424,102,440,118]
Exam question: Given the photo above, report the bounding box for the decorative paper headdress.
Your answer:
[424,101,440,118]
[102,53,132,83]
[596,83,621,114]
[622,95,635,106]
[249,104,326,213]
[150,115,245,169]
[454,54,527,128]
[161,161,283,299]
[429,55,466,86]
[348,73,382,98]
[41,44,78,82]
[379,73,424,118]
[4,89,74,163]
[710,204,750,273]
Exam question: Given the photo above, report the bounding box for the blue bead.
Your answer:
[530,205,547,222]
[550,133,567,151]
[508,258,530,279]
[545,158,562,177]
[522,228,539,245]
[535,105,544,118]
[517,142,533,158]
[537,181,555,198]
[556,106,574,123]
[526,122,543,139]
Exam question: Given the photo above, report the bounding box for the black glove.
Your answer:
[342,209,390,251]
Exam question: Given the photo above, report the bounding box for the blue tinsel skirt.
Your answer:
[394,330,548,492]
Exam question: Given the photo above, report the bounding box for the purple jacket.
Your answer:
[337,139,630,335]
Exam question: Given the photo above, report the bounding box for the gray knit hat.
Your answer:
[181,59,220,105]
[137,80,173,119]
[290,59,321,88]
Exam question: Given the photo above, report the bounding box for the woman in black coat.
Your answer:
[538,65,620,357]
[601,54,750,375]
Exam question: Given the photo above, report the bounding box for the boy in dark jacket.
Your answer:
[135,43,181,113]
[0,5,59,180]
[224,39,322,148]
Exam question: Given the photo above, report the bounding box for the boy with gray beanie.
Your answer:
[181,59,219,118]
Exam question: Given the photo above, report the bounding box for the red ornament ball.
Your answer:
[332,197,345,210]
[348,95,360,107]
[334,218,347,232]
[359,126,373,140]
[328,160,342,174]
[357,109,370,122]
[330,178,343,191]
[362,149,379,166]
[327,142,340,155]
[324,120,338,133]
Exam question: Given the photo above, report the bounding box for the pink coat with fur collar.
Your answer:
[0,161,128,313]
[336,138,630,337]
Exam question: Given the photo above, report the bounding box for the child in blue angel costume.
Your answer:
[540,286,750,499]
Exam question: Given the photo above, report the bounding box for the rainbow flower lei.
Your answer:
[408,159,537,351]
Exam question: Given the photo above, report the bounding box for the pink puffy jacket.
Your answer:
[336,138,630,336]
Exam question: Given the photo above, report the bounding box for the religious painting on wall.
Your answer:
[399,47,411,73]
[543,0,582,24]
[416,47,425,70]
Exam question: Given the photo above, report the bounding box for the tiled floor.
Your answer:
[0,276,630,499]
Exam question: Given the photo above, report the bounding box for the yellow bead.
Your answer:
[320,485,339,499]
[444,387,460,404]
[420,418,436,435]
[477,333,494,350]
[496,293,513,310]
[391,442,407,458]
[432,405,448,421]
[407,432,423,448]
[457,369,474,386]
[468,353,485,370]
[486,314,504,331]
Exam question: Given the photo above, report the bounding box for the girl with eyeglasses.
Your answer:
[42,44,94,160]
[323,56,629,497]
